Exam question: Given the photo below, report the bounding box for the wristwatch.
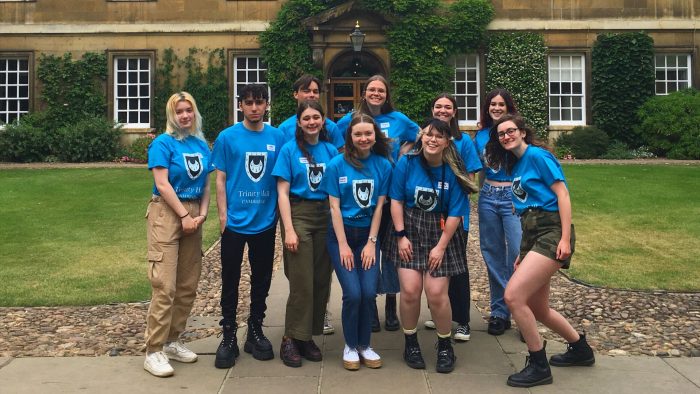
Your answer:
[368,235,378,244]
[393,229,407,238]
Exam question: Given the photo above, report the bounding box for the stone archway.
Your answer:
[326,49,386,122]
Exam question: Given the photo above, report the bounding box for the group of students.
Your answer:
[141,74,595,388]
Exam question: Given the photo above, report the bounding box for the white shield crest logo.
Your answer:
[183,153,203,180]
[512,176,527,203]
[414,186,438,211]
[245,152,267,182]
[352,179,374,208]
[307,163,325,191]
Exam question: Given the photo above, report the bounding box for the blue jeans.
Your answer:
[327,224,379,348]
[377,202,400,294]
[478,183,522,320]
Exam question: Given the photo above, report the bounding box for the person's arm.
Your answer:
[428,216,461,273]
[552,181,572,261]
[361,196,385,269]
[277,180,299,253]
[329,196,354,271]
[391,199,412,262]
[399,142,414,158]
[215,170,228,233]
[153,167,197,234]
[193,175,211,229]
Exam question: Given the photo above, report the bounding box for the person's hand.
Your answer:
[513,255,521,271]
[284,229,299,253]
[556,239,571,261]
[361,242,376,270]
[398,236,413,262]
[428,245,446,273]
[181,215,197,234]
[193,215,206,229]
[340,244,354,271]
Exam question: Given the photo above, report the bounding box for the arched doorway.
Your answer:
[327,50,386,122]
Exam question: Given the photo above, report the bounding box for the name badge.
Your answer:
[267,144,275,151]
[299,157,308,164]
[339,176,348,184]
[380,122,390,129]
[438,181,449,190]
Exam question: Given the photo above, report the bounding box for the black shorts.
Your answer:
[519,209,575,269]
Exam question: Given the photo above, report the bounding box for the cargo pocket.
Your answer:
[147,251,164,289]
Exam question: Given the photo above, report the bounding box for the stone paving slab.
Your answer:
[665,358,700,387]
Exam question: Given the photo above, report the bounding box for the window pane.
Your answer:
[572,109,582,121]
[550,109,560,121]
[572,83,582,94]
[655,82,666,94]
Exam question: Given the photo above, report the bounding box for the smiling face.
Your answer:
[420,125,449,158]
[175,100,194,130]
[297,107,323,141]
[364,80,387,108]
[350,121,376,157]
[497,120,526,152]
[432,97,456,124]
[489,95,508,122]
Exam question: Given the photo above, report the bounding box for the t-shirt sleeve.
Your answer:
[211,134,227,172]
[537,150,566,187]
[377,158,392,197]
[326,120,345,149]
[147,136,171,169]
[389,156,408,201]
[271,143,292,182]
[402,115,419,144]
[447,174,468,217]
[336,113,352,140]
[202,142,215,174]
[460,136,483,173]
[320,160,340,198]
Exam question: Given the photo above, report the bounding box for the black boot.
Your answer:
[244,317,274,360]
[550,333,595,367]
[215,320,239,369]
[384,294,400,331]
[435,336,456,373]
[507,343,553,387]
[403,333,425,369]
[371,301,381,332]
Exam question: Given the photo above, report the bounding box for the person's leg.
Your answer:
[356,229,382,368]
[244,226,277,360]
[448,272,468,325]
[282,207,315,341]
[216,228,246,368]
[398,268,423,330]
[478,191,510,321]
[527,281,578,343]
[327,225,362,349]
[424,274,452,335]
[311,210,333,337]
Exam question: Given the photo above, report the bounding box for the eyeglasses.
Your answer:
[497,127,519,139]
[422,132,446,141]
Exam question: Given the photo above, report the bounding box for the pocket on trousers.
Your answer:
[147,251,164,289]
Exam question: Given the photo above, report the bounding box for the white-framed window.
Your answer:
[451,54,480,126]
[548,54,585,125]
[114,56,151,127]
[0,57,30,126]
[655,54,692,95]
[233,56,270,123]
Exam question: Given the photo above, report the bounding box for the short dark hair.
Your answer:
[292,74,322,92]
[237,84,269,103]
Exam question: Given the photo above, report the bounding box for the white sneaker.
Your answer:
[357,346,382,368]
[164,341,198,363]
[343,345,360,370]
[424,319,436,329]
[323,312,335,335]
[144,351,174,377]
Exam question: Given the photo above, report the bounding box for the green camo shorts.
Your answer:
[519,209,575,269]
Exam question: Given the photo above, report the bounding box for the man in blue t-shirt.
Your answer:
[211,84,284,369]
[276,74,345,150]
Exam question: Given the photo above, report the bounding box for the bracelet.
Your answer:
[394,229,407,238]
[179,212,189,219]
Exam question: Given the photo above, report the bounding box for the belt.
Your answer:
[289,194,327,204]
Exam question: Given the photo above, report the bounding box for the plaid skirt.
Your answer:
[383,207,467,277]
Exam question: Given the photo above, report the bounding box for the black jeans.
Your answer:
[220,226,276,323]
[448,232,470,325]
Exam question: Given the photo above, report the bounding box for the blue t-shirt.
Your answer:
[454,133,482,230]
[336,110,419,163]
[148,133,213,200]
[389,155,468,218]
[474,128,513,182]
[511,146,568,214]
[271,140,339,200]
[320,153,392,227]
[211,122,285,234]
[277,115,345,149]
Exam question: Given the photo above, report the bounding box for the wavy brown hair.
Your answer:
[343,113,392,169]
[295,100,330,165]
[479,88,518,129]
[485,114,550,174]
[358,74,395,115]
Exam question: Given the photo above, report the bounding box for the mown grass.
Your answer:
[564,164,700,292]
[0,168,220,306]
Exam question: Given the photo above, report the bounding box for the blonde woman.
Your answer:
[144,92,212,377]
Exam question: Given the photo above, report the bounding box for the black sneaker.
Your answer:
[435,337,456,373]
[550,333,595,367]
[244,318,274,360]
[215,321,239,369]
[403,333,426,369]
[507,344,552,387]
[487,316,511,336]
[454,324,471,342]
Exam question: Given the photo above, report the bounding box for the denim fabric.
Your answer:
[327,224,379,348]
[377,203,400,294]
[478,183,521,320]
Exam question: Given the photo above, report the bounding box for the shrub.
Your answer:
[120,133,156,163]
[636,89,700,159]
[601,141,656,160]
[54,116,122,162]
[0,113,54,163]
[555,126,609,159]
[591,32,655,145]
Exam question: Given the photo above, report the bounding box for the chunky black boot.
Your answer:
[550,333,595,367]
[384,294,400,331]
[435,336,456,373]
[507,343,553,387]
[403,333,426,369]
[244,317,274,360]
[215,320,239,369]
[371,301,381,332]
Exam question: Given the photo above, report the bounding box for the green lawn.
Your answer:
[564,164,700,292]
[0,168,220,306]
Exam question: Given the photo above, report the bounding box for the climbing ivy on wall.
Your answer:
[485,32,549,138]
[260,0,494,124]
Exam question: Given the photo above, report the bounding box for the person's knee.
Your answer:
[504,288,521,310]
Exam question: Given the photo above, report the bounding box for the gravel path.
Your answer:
[1,209,698,358]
